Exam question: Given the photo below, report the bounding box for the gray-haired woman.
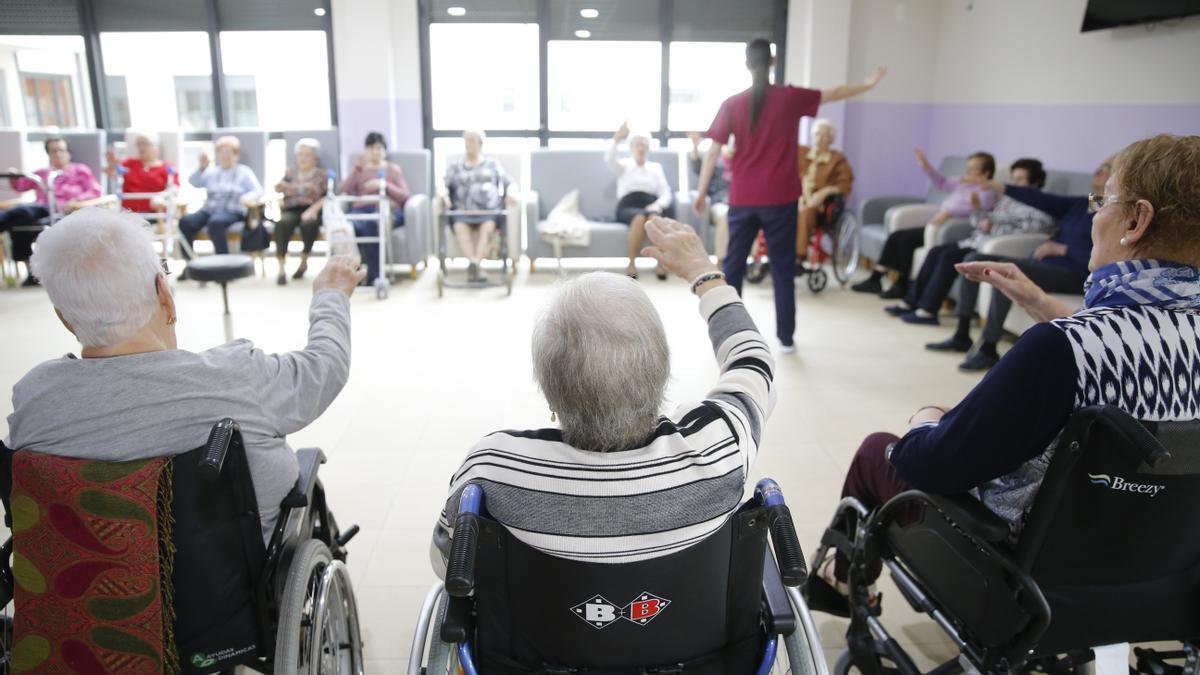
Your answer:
[433,217,776,570]
[273,138,327,284]
[5,207,364,541]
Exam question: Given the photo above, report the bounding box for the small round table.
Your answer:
[186,254,255,342]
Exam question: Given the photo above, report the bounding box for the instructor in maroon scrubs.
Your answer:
[695,39,885,352]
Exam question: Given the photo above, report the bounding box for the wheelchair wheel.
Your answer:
[831,211,861,285]
[807,268,828,293]
[275,540,364,674]
[747,259,769,284]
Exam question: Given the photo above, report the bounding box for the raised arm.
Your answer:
[605,137,625,176]
[820,66,887,103]
[254,256,365,435]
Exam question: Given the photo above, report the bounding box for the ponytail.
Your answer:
[746,38,772,132]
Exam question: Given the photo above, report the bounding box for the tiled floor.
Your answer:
[0,257,988,672]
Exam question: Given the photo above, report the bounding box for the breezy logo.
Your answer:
[1087,473,1165,496]
[570,592,671,629]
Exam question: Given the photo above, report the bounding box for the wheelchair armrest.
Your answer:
[898,492,1011,543]
[761,554,798,637]
[285,447,327,508]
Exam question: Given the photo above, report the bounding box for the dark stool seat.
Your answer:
[185,254,255,341]
[186,254,255,283]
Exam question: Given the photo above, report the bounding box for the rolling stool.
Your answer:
[185,254,255,341]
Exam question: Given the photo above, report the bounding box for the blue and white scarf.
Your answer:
[1083,259,1200,310]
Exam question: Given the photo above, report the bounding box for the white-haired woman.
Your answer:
[433,217,776,570]
[5,207,364,540]
[608,121,675,279]
[443,130,517,282]
[179,135,262,267]
[796,118,853,260]
[105,130,178,213]
[273,138,327,285]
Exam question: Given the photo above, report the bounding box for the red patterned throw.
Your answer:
[10,453,177,674]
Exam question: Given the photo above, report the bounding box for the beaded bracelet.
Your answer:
[690,271,726,294]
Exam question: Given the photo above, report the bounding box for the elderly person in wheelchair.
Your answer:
[443,129,517,283]
[2,208,366,672]
[796,118,853,261]
[412,219,826,673]
[808,134,1200,674]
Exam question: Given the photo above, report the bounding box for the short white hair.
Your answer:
[532,272,669,452]
[293,137,321,157]
[30,208,162,348]
[463,129,486,144]
[812,118,836,138]
[125,129,160,148]
[629,131,652,148]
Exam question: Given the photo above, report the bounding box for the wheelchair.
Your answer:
[806,405,1200,675]
[435,178,514,298]
[0,170,61,286]
[0,418,364,674]
[747,194,860,293]
[408,478,828,675]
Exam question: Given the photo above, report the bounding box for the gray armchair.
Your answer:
[387,149,434,276]
[524,149,695,268]
[859,156,972,265]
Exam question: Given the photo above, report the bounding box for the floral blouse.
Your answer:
[279,167,327,209]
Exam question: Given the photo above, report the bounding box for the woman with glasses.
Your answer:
[935,156,1114,371]
[5,207,365,542]
[808,133,1200,616]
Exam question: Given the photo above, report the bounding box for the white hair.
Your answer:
[293,137,321,157]
[30,208,162,348]
[532,272,670,452]
[629,131,652,148]
[812,118,835,139]
[463,129,486,144]
[124,129,160,147]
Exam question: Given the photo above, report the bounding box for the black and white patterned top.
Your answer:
[889,304,1200,523]
[444,157,512,212]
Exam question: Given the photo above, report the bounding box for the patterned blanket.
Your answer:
[10,453,176,674]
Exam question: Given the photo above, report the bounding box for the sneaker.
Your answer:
[900,310,939,326]
[926,336,972,353]
[779,341,797,354]
[851,278,882,294]
[958,350,1000,372]
[884,304,910,316]
[879,283,908,299]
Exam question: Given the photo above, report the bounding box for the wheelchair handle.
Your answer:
[445,484,483,598]
[199,418,240,482]
[755,479,808,587]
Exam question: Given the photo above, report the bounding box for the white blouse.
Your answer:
[606,140,673,210]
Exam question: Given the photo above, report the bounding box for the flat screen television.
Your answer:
[1082,0,1200,31]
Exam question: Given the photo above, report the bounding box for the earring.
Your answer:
[551,411,557,423]
[1119,237,1127,247]
[167,316,177,326]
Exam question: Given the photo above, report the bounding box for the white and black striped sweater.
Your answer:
[435,285,776,564]
[890,304,1200,522]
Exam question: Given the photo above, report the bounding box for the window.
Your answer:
[101,32,214,132]
[547,40,661,132]
[429,23,540,131]
[0,35,91,129]
[668,42,755,132]
[219,31,331,130]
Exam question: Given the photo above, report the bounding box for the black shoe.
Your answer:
[879,283,908,299]
[959,350,1000,372]
[655,265,668,281]
[884,304,910,316]
[21,275,40,287]
[926,336,972,353]
[900,310,939,326]
[851,278,882,294]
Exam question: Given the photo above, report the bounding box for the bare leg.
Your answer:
[276,254,287,285]
[452,221,475,263]
[627,214,647,277]
[474,220,497,263]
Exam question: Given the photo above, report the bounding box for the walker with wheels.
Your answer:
[746,194,859,292]
[324,169,393,300]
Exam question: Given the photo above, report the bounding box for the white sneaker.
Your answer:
[779,341,797,354]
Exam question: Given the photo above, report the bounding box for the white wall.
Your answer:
[846,0,941,103]
[931,0,1200,104]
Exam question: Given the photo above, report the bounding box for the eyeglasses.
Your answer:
[1088,193,1137,213]
[154,258,171,295]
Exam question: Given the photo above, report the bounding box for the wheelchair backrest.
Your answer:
[1016,405,1200,654]
[0,436,267,674]
[530,149,681,222]
[469,502,768,672]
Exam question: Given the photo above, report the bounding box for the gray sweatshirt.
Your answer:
[4,289,352,542]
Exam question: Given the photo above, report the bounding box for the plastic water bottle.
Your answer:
[325,169,357,257]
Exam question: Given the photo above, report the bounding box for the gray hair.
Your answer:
[293,137,321,157]
[124,129,160,148]
[30,208,162,348]
[463,129,486,144]
[812,118,835,140]
[629,131,652,148]
[532,272,670,452]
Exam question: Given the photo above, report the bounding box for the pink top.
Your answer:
[339,163,410,211]
[10,164,102,206]
[924,164,997,217]
[705,85,823,206]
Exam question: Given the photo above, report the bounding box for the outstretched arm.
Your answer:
[820,66,887,103]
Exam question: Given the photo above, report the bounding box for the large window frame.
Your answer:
[10,0,337,136]
[418,0,789,149]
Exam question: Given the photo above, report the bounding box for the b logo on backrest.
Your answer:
[570,592,671,629]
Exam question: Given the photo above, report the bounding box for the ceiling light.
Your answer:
[313,7,326,16]
[574,29,592,38]
[447,6,466,16]
[580,8,599,18]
